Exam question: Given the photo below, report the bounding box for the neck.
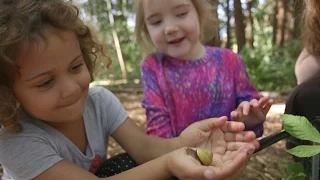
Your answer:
[180,42,206,60]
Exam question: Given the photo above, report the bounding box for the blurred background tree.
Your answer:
[74,0,302,92]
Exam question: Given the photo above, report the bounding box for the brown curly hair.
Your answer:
[303,0,320,56]
[134,0,216,54]
[0,0,110,133]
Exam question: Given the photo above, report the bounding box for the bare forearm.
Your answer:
[134,134,181,163]
[104,154,172,180]
[112,119,181,164]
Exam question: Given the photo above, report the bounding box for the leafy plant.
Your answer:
[282,114,320,157]
[281,114,320,179]
[283,162,306,180]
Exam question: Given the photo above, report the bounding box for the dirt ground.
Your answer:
[109,89,293,180]
[0,88,293,179]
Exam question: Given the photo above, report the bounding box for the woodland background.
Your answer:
[72,0,303,92]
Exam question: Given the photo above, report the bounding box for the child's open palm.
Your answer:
[171,117,259,179]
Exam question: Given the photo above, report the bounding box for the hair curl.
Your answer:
[134,0,216,54]
[0,0,110,133]
[303,0,320,56]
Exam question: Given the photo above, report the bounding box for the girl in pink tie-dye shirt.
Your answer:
[134,0,273,138]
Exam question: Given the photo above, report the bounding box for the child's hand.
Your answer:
[230,97,273,129]
[167,144,256,180]
[178,116,251,148]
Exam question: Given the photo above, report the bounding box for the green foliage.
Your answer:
[283,162,306,180]
[240,13,301,91]
[282,114,320,144]
[282,114,320,157]
[281,114,320,179]
[81,0,143,80]
[239,0,302,91]
[241,41,300,91]
[286,145,320,158]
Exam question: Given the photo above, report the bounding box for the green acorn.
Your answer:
[186,148,213,166]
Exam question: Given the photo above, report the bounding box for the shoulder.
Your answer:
[0,114,57,152]
[141,53,165,69]
[206,46,243,66]
[206,46,240,58]
[86,86,121,109]
[0,115,48,143]
[88,86,114,99]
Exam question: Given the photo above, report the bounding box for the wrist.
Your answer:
[162,152,174,178]
[172,137,184,149]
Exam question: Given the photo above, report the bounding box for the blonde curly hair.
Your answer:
[0,0,110,133]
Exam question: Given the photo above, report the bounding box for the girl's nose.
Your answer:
[165,25,179,36]
[60,77,79,98]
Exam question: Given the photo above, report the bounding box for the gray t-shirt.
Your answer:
[0,87,128,180]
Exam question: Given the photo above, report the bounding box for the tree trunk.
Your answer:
[225,0,232,49]
[272,0,279,45]
[247,0,254,49]
[106,0,127,80]
[206,0,221,47]
[234,0,246,52]
[278,0,288,46]
[293,0,303,39]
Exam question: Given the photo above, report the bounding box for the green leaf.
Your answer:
[286,162,305,174]
[287,145,320,157]
[283,162,306,180]
[281,114,320,143]
[282,173,306,180]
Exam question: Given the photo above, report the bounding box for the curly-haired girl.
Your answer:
[0,0,258,180]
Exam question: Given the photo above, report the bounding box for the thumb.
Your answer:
[187,166,216,180]
[196,116,228,132]
[204,168,216,179]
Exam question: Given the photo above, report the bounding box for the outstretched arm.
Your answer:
[34,117,258,180]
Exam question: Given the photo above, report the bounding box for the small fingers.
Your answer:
[226,141,259,151]
[249,99,259,108]
[224,131,257,142]
[258,97,273,108]
[261,99,274,115]
[221,121,245,132]
[240,101,250,115]
[230,110,243,122]
[194,116,228,132]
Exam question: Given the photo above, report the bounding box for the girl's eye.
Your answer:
[70,63,84,73]
[151,20,162,26]
[36,79,54,89]
[177,12,188,17]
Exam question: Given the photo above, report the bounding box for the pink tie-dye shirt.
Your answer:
[141,47,262,138]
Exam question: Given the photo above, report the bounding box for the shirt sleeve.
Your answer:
[232,53,263,137]
[233,54,260,104]
[141,56,174,138]
[0,132,63,180]
[96,87,128,136]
